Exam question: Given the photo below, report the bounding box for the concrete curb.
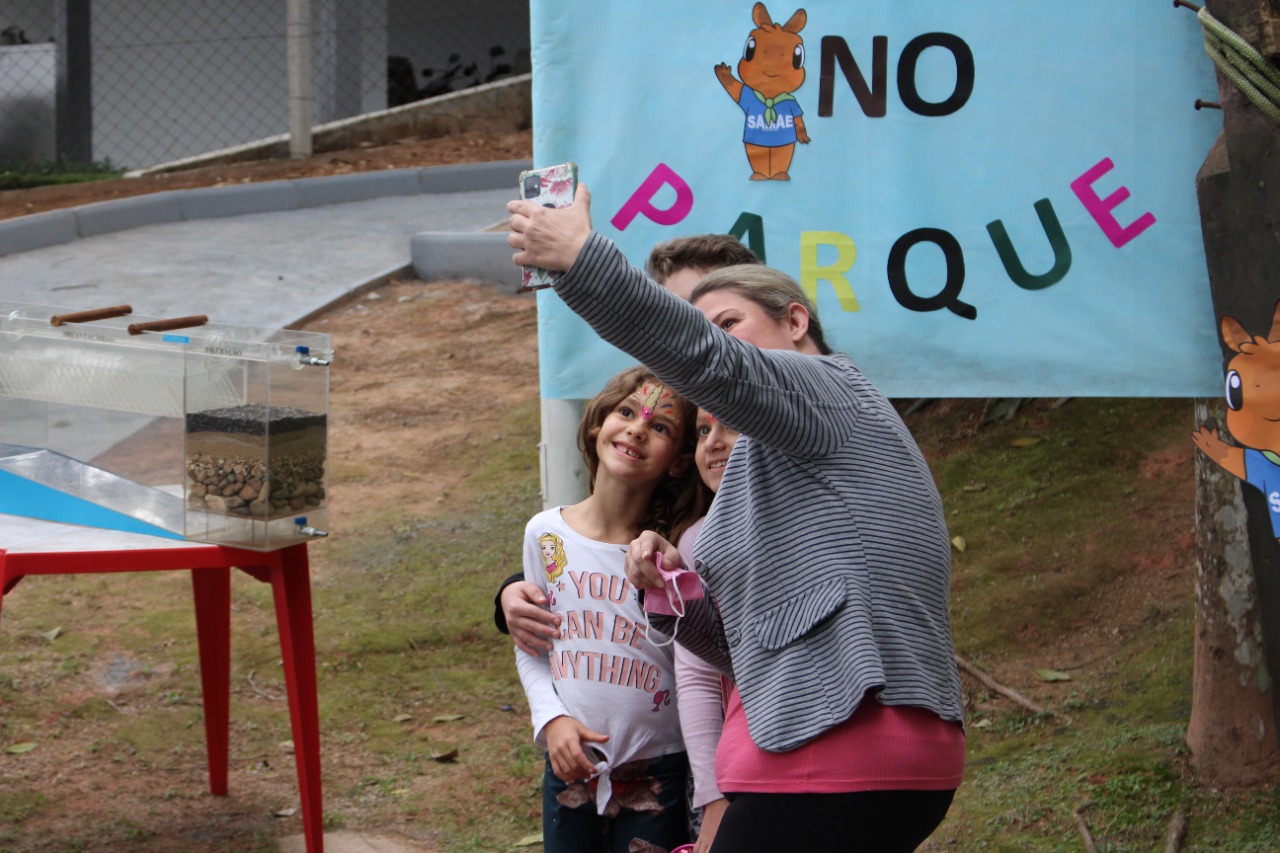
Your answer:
[0,158,531,258]
[0,209,80,254]
[294,169,423,208]
[75,192,188,238]
[292,261,416,329]
[181,181,300,220]
[410,231,522,291]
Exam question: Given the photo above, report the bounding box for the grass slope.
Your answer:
[3,370,1278,850]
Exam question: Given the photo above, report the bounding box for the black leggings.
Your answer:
[708,789,956,853]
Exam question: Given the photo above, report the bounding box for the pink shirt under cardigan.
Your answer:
[716,688,965,794]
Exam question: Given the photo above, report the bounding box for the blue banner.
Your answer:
[530,0,1221,398]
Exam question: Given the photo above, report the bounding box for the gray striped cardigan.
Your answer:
[556,232,965,753]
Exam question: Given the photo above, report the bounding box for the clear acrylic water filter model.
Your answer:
[0,301,333,550]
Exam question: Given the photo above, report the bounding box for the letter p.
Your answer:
[610,163,695,231]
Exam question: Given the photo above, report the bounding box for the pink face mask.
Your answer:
[642,552,704,617]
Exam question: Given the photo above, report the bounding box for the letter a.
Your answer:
[729,212,767,262]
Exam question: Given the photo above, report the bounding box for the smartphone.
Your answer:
[517,162,578,291]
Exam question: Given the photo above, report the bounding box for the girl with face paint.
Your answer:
[514,366,703,853]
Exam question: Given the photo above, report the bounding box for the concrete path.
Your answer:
[1,190,509,328]
[0,160,527,329]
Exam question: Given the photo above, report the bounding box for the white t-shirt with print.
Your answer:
[515,506,683,812]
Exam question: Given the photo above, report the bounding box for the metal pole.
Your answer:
[287,0,312,159]
[55,0,92,164]
[540,398,588,509]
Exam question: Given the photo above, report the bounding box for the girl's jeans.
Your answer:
[541,751,690,853]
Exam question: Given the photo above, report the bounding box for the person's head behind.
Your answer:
[578,366,700,539]
[694,408,741,495]
[645,234,761,299]
[680,407,743,527]
[691,264,833,356]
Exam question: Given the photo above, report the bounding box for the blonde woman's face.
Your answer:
[694,289,803,351]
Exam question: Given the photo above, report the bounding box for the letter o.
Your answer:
[897,33,974,117]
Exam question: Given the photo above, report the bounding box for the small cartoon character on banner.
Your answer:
[1192,301,1280,536]
[715,3,810,181]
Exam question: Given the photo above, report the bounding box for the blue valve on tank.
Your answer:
[294,517,328,538]
[295,345,330,367]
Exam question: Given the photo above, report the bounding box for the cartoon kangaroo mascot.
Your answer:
[1192,300,1280,537]
[715,3,811,181]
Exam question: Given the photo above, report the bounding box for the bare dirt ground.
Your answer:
[0,117,532,221]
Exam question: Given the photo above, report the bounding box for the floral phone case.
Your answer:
[518,162,578,291]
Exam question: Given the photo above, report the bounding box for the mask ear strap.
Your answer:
[647,552,686,648]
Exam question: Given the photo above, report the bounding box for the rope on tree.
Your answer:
[1182,2,1280,125]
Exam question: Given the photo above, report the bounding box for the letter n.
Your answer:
[818,36,887,118]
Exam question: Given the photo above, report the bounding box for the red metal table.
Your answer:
[0,515,325,853]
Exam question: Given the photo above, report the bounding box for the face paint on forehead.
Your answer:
[639,382,675,421]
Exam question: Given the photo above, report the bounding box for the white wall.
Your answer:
[0,1,529,170]
[0,0,54,42]
[311,0,387,119]
[0,0,58,163]
[387,0,529,96]
[0,42,56,161]
[91,0,292,169]
[90,0,389,169]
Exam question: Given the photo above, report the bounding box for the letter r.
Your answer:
[800,231,861,312]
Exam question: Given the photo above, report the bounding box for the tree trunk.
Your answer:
[1188,401,1280,782]
[1189,0,1280,784]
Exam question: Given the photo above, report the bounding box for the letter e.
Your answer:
[611,614,635,645]
[1070,157,1155,249]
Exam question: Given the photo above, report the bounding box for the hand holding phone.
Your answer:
[517,162,579,291]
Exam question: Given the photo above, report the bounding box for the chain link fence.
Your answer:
[0,0,530,172]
